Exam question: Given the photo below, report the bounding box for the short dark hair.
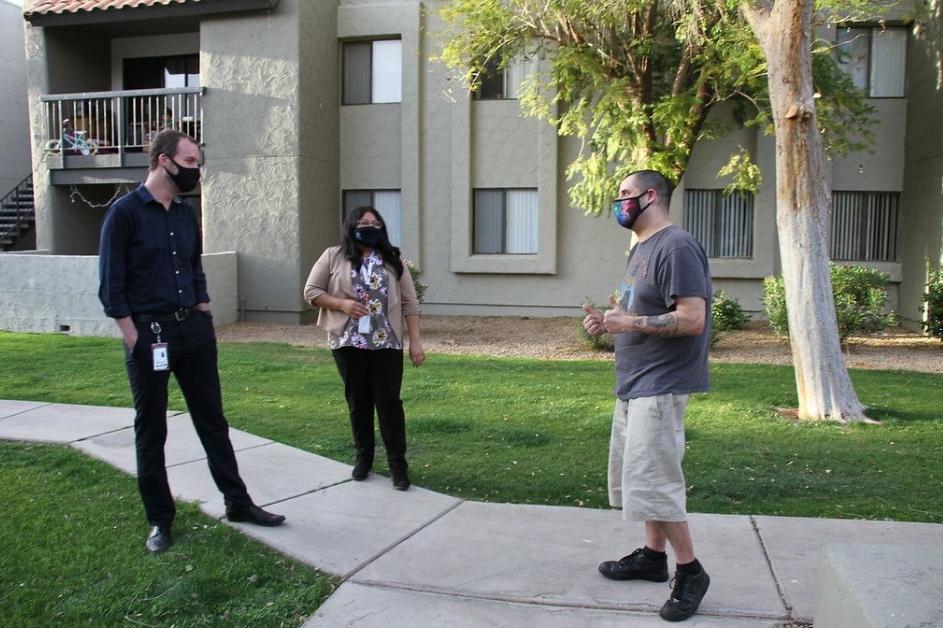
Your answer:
[627,169,673,205]
[149,129,197,170]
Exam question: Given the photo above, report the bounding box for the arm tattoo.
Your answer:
[636,313,680,336]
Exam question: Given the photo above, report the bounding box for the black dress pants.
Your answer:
[125,311,251,527]
[331,347,407,470]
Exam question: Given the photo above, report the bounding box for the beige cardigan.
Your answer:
[303,245,421,341]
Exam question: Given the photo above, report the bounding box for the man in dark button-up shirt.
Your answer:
[99,130,284,555]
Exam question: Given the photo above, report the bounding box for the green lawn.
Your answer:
[0,441,335,627]
[2,330,940,522]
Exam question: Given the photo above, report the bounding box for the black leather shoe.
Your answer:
[352,458,372,481]
[145,526,171,554]
[660,567,711,622]
[390,468,410,491]
[598,547,669,582]
[225,504,286,526]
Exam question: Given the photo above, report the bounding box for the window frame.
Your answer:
[683,188,755,260]
[341,38,402,106]
[472,188,539,255]
[829,190,900,262]
[835,23,908,99]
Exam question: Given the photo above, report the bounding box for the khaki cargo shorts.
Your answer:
[608,393,689,522]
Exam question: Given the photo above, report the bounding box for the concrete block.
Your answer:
[305,582,783,628]
[0,402,135,443]
[353,503,784,619]
[753,515,943,622]
[815,543,943,628]
[165,441,351,518]
[73,414,272,474]
[0,399,50,420]
[215,479,460,578]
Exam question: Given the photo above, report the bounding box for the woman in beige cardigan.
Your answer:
[304,206,424,490]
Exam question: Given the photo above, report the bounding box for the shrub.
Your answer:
[922,263,943,341]
[404,259,426,303]
[763,263,897,343]
[711,291,749,331]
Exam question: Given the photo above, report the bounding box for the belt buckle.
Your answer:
[174,308,188,322]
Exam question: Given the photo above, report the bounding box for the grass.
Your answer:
[1,330,940,523]
[0,441,335,627]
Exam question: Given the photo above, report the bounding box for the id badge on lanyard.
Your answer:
[358,256,375,334]
[150,322,169,371]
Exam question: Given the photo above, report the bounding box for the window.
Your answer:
[343,190,402,245]
[684,189,754,258]
[473,189,539,254]
[830,191,899,261]
[342,40,402,105]
[473,57,538,100]
[836,26,907,97]
[123,54,200,90]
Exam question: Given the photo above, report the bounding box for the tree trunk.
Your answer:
[743,0,871,422]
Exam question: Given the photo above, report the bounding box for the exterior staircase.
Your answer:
[0,175,35,251]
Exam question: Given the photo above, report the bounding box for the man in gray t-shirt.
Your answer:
[582,170,712,622]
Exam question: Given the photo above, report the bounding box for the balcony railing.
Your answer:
[40,87,204,165]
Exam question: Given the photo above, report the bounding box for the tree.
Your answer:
[438,0,882,422]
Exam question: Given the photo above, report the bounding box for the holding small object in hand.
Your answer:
[304,206,423,491]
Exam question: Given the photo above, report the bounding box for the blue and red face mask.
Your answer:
[612,193,652,230]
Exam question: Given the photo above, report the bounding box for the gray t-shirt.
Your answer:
[614,225,712,400]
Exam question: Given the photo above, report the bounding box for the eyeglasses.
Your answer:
[356,220,383,228]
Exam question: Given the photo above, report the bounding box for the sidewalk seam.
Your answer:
[340,498,466,581]
[338,580,786,621]
[0,401,53,422]
[750,514,794,622]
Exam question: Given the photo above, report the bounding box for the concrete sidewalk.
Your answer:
[2,399,941,627]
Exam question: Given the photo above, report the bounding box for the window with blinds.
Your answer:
[473,57,538,100]
[683,190,754,258]
[343,190,402,246]
[342,40,402,105]
[473,189,539,254]
[830,191,899,261]
[836,26,907,98]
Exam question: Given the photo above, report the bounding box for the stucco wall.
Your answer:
[0,0,30,197]
[900,22,943,328]
[0,251,238,335]
[201,0,309,323]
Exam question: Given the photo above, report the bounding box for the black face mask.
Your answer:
[164,158,200,193]
[354,226,382,247]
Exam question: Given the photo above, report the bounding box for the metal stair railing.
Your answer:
[0,174,36,251]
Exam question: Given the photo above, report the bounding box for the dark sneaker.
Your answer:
[352,458,371,481]
[145,525,171,554]
[659,568,710,622]
[598,548,669,582]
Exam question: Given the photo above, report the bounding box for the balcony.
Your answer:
[40,87,204,184]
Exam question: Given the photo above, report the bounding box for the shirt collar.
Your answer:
[134,184,184,208]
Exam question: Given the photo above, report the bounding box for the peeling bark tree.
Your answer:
[742,0,871,422]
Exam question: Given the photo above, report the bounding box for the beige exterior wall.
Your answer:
[900,23,943,328]
[0,251,237,335]
[0,0,30,196]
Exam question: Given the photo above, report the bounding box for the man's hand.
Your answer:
[603,295,632,334]
[195,302,211,313]
[116,316,138,351]
[340,299,368,318]
[582,303,607,337]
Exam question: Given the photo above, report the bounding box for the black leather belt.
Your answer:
[134,308,192,323]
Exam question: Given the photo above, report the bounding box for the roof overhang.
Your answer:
[24,0,279,27]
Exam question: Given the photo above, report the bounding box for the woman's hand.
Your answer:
[409,340,426,367]
[340,299,368,318]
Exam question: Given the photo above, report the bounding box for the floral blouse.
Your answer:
[328,250,402,351]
